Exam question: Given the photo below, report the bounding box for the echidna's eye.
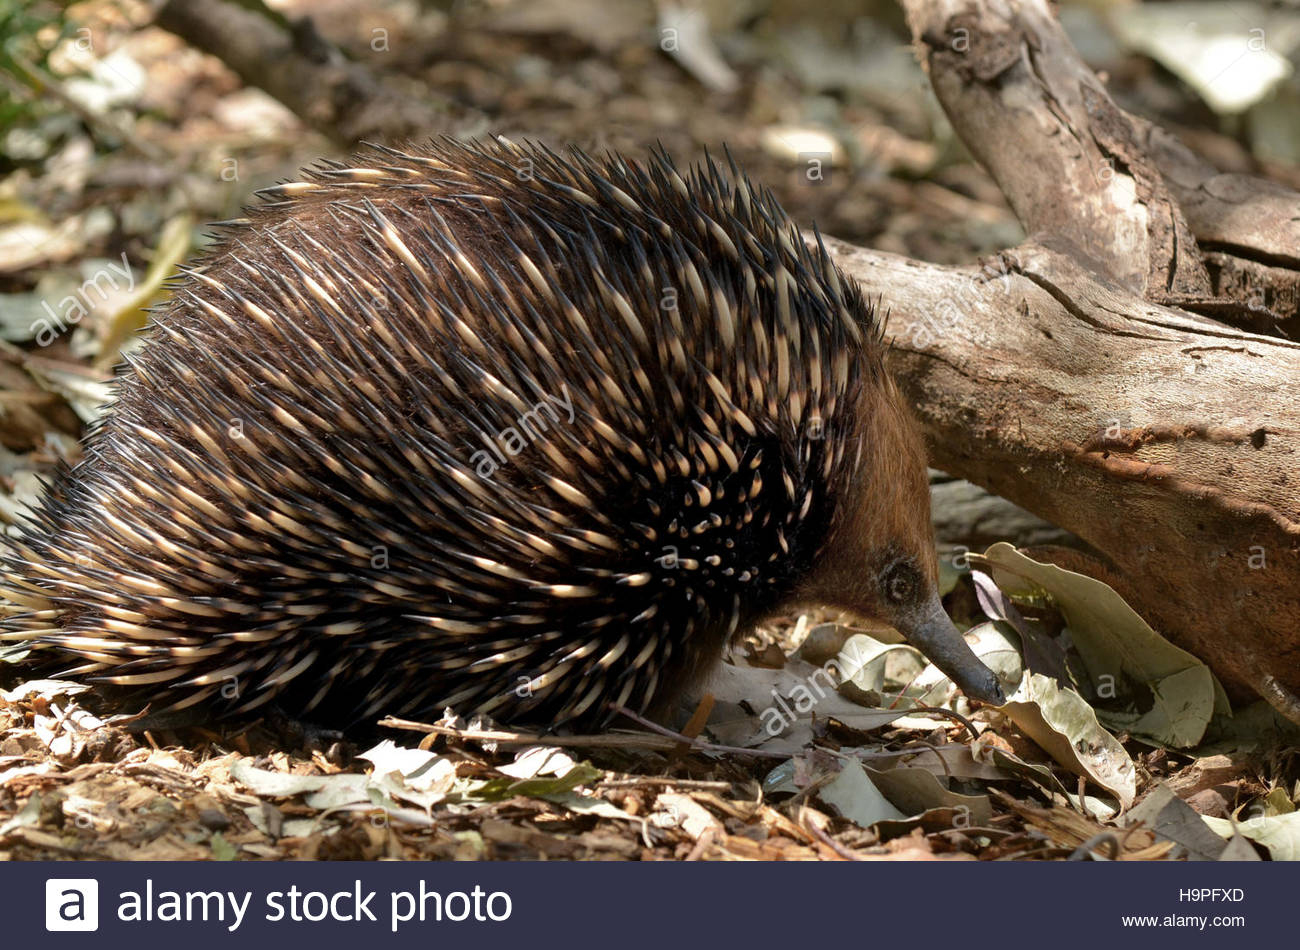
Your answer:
[882,560,920,605]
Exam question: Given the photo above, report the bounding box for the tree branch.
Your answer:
[819,0,1300,719]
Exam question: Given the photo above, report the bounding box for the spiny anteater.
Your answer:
[0,139,1003,731]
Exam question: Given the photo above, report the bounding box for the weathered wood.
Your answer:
[901,0,1209,299]
[930,475,1078,552]
[818,0,1300,719]
[824,237,1300,714]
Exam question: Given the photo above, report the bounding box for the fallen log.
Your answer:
[819,0,1300,718]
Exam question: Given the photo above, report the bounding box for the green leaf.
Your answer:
[209,833,238,861]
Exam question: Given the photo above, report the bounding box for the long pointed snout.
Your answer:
[898,594,1005,705]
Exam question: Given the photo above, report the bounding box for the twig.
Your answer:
[800,807,864,861]
[378,714,789,759]
[1067,832,1120,861]
[596,778,734,791]
[907,703,982,742]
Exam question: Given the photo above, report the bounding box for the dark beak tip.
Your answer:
[899,596,1007,707]
[967,671,1006,706]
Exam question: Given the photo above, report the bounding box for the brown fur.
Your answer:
[796,376,938,618]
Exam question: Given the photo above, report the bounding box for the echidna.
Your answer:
[0,139,1003,731]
